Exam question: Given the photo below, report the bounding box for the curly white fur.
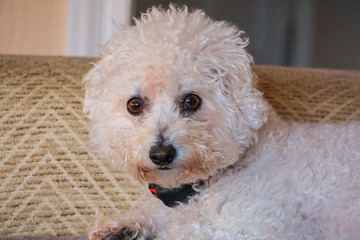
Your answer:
[84,5,360,240]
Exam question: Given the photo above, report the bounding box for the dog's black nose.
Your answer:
[149,144,176,166]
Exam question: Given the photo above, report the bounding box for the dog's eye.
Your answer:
[184,94,201,112]
[127,97,144,116]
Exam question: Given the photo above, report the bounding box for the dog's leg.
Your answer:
[100,227,146,240]
[88,198,172,240]
[89,222,154,240]
[88,213,158,240]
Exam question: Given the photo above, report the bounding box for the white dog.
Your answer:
[83,6,360,240]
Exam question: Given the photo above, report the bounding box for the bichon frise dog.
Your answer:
[83,5,360,240]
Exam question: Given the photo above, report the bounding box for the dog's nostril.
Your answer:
[149,144,176,166]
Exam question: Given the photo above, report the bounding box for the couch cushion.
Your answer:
[255,65,360,122]
[0,55,359,237]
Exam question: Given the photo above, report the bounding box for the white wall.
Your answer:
[67,0,135,56]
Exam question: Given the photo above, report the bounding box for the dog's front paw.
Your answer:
[89,226,142,240]
[88,217,155,240]
[99,227,138,240]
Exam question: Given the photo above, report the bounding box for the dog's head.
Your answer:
[83,6,268,187]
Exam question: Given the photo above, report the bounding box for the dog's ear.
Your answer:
[82,24,133,119]
[82,56,109,119]
[227,69,269,131]
[198,26,269,144]
[215,65,269,145]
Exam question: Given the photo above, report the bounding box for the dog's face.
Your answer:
[83,6,268,187]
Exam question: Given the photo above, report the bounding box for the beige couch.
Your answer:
[0,55,359,239]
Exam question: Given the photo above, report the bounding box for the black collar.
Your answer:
[148,180,204,207]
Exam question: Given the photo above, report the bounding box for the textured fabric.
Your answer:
[0,236,86,240]
[0,56,146,237]
[0,55,359,237]
[255,65,360,122]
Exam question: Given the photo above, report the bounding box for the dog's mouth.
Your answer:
[138,163,207,187]
[137,164,174,176]
[138,164,178,185]
[138,164,173,172]
[158,166,172,170]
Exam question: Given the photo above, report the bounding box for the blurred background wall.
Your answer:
[0,0,68,56]
[0,0,359,69]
